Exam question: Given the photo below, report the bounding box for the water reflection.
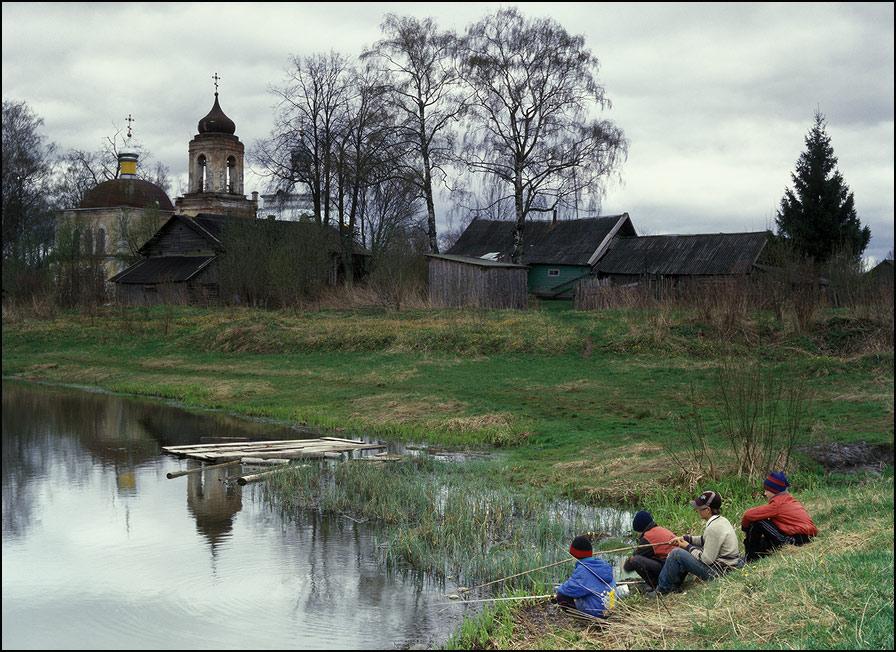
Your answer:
[186,465,242,555]
[1,382,467,650]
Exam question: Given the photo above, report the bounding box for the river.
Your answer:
[1,382,469,649]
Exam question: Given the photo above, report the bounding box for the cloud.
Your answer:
[2,2,892,259]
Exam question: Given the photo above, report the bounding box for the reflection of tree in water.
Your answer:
[2,383,160,537]
[186,465,242,558]
[240,502,448,643]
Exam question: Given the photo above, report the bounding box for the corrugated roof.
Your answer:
[448,216,632,265]
[425,253,528,268]
[595,232,769,276]
[110,256,215,284]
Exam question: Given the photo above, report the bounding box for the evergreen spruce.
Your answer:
[775,111,870,262]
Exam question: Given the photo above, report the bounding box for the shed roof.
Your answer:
[448,215,633,265]
[110,256,215,284]
[595,232,769,276]
[425,253,528,268]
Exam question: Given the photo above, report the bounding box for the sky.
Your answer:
[3,2,893,263]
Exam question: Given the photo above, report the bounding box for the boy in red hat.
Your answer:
[742,471,817,562]
[553,534,616,618]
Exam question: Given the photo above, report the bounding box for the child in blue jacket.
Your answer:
[554,534,616,617]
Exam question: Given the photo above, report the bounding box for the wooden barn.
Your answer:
[447,214,635,298]
[427,254,529,309]
[111,213,370,304]
[592,232,770,283]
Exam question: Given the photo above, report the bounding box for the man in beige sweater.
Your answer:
[648,490,744,596]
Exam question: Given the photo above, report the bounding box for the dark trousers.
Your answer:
[556,592,577,608]
[744,520,811,562]
[623,555,664,588]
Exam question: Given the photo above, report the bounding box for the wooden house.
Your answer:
[593,232,770,283]
[111,213,370,304]
[447,215,636,298]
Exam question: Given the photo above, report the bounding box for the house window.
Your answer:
[548,269,560,277]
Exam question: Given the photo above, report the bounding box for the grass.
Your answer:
[264,457,631,587]
[2,302,893,648]
[452,472,894,650]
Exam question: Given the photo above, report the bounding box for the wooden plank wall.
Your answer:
[428,258,528,310]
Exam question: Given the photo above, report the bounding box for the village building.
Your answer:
[866,258,894,288]
[445,214,636,298]
[426,254,529,309]
[110,213,370,303]
[593,231,770,283]
[437,215,772,308]
[108,83,369,304]
[174,87,258,219]
[55,150,175,281]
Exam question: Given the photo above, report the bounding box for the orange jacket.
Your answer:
[741,492,818,537]
[642,525,677,560]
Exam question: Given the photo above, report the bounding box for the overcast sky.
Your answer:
[3,2,893,262]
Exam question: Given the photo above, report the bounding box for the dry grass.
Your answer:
[349,394,466,423]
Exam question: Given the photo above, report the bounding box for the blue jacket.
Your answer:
[556,557,616,617]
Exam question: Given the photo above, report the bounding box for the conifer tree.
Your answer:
[775,111,870,262]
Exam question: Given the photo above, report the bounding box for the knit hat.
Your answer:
[632,510,654,533]
[569,535,593,559]
[691,490,722,510]
[764,471,790,494]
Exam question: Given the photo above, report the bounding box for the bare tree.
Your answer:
[458,7,627,263]
[254,52,351,226]
[364,14,467,254]
[363,176,424,258]
[331,63,405,283]
[2,100,58,300]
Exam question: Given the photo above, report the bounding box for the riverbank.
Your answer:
[3,303,893,647]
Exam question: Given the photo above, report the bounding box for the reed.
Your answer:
[264,457,632,588]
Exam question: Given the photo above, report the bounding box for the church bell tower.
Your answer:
[175,74,257,218]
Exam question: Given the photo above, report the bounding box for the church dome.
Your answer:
[80,178,174,211]
[197,93,236,135]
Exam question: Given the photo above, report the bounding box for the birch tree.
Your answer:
[364,14,466,253]
[458,7,626,263]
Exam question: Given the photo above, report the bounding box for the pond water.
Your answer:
[1,382,469,650]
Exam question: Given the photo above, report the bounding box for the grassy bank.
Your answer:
[447,472,894,650]
[3,303,893,648]
[3,305,892,491]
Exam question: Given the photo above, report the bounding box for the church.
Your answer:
[103,85,368,303]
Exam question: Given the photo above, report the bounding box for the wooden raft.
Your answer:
[162,437,386,463]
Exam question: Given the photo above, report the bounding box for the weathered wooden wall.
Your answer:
[428,258,528,309]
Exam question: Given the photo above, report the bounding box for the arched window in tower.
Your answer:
[226,156,236,193]
[197,154,208,192]
[96,228,106,255]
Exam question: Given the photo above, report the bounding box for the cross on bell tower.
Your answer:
[212,73,221,94]
[125,113,135,139]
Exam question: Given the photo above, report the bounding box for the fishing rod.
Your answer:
[437,594,554,607]
[453,539,678,596]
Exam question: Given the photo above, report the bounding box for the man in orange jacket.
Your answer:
[742,471,817,562]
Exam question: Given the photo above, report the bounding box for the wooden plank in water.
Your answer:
[237,468,291,485]
[199,436,251,443]
[197,446,374,462]
[165,459,242,479]
[186,442,369,457]
[319,436,367,445]
[240,457,291,466]
[162,439,317,453]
